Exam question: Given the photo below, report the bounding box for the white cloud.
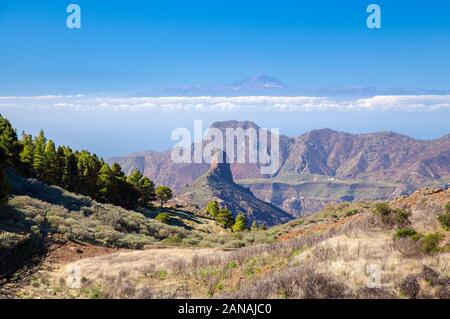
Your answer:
[1,95,450,112]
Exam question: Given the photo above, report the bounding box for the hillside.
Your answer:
[176,151,292,226]
[6,186,450,299]
[2,171,222,249]
[108,121,450,216]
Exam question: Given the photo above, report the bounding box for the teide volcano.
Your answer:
[176,151,292,226]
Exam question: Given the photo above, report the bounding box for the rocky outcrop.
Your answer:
[176,151,292,226]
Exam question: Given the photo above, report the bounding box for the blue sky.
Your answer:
[1,1,450,157]
[1,0,450,94]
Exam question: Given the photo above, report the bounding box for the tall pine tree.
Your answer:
[32,130,46,180]
[127,168,156,205]
[62,148,78,191]
[0,115,22,170]
[19,132,34,176]
[76,150,101,197]
[43,140,58,185]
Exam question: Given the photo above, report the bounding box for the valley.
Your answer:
[109,121,450,218]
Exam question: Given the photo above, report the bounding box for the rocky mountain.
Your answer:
[176,151,292,226]
[229,74,288,93]
[108,121,450,217]
[133,74,290,97]
[131,74,450,97]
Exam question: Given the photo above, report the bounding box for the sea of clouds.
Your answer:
[1,95,450,112]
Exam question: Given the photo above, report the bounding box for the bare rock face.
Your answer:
[210,150,233,183]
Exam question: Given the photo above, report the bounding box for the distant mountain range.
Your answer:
[108,121,450,217]
[132,74,450,97]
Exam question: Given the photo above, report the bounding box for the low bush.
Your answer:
[155,212,171,224]
[419,232,443,254]
[373,203,411,227]
[437,202,450,231]
[6,195,193,249]
[373,203,391,221]
[394,227,417,239]
[394,208,412,227]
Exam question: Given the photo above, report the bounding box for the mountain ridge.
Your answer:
[108,121,450,216]
[131,74,450,97]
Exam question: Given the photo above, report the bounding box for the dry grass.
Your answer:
[10,188,450,299]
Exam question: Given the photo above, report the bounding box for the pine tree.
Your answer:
[127,168,143,185]
[97,163,115,203]
[19,132,34,176]
[97,163,139,209]
[0,115,22,169]
[155,186,173,207]
[114,177,140,209]
[32,130,46,180]
[139,177,156,204]
[62,148,78,191]
[111,163,126,180]
[43,140,58,185]
[127,169,156,205]
[76,151,101,197]
[232,213,247,232]
[216,208,234,229]
[207,200,220,217]
[55,146,66,186]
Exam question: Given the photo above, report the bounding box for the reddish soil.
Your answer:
[277,214,364,241]
[45,242,124,266]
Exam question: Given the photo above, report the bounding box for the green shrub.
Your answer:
[437,202,450,231]
[6,190,193,250]
[225,239,245,248]
[162,233,183,245]
[395,227,418,239]
[394,208,412,227]
[373,203,411,227]
[182,236,200,246]
[344,209,359,217]
[373,203,391,218]
[155,212,171,224]
[157,270,167,280]
[86,286,104,299]
[420,233,443,254]
[117,234,151,249]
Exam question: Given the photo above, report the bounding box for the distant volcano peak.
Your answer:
[232,74,289,90]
